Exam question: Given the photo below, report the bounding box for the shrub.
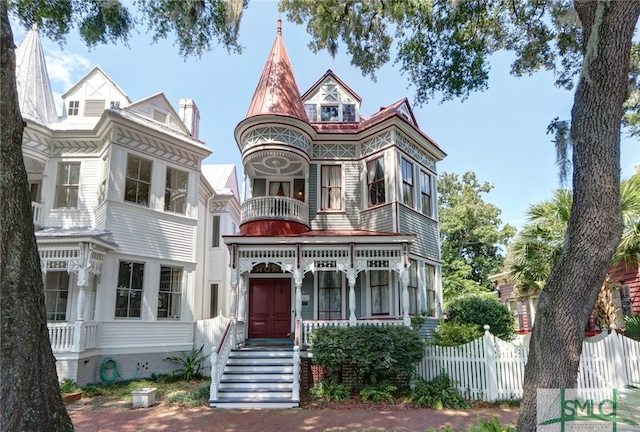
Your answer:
[430,321,482,346]
[163,383,209,407]
[164,345,206,381]
[407,374,468,409]
[59,378,79,394]
[623,315,640,341]
[309,380,351,403]
[359,381,397,404]
[446,295,515,340]
[310,325,425,387]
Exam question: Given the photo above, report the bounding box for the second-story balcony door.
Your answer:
[248,278,291,339]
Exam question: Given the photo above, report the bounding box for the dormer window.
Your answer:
[321,105,339,122]
[68,101,79,116]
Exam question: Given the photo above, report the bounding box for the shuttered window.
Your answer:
[83,99,105,117]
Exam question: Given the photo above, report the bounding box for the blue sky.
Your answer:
[12,1,638,231]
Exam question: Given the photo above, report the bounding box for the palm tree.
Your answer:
[506,172,640,329]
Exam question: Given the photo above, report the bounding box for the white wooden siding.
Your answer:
[99,321,194,351]
[106,203,197,262]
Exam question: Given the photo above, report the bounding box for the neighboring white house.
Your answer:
[16,28,239,385]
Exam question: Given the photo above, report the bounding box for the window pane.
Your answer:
[54,162,80,208]
[321,105,339,122]
[165,167,188,214]
[116,261,144,318]
[343,104,356,121]
[125,154,152,206]
[371,270,389,315]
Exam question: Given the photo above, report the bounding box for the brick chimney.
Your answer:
[179,98,200,139]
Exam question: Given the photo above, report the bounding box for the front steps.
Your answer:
[209,345,299,409]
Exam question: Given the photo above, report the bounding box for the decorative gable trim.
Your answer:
[395,132,437,172]
[22,129,50,157]
[114,125,200,169]
[361,131,393,157]
[312,142,357,159]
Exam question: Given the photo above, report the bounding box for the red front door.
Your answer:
[248,278,291,339]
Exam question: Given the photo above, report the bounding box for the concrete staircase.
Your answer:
[209,345,299,409]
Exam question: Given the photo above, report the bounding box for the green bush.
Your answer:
[164,345,207,381]
[310,325,425,387]
[446,295,515,340]
[59,378,79,394]
[407,374,468,409]
[309,380,352,403]
[359,381,397,403]
[623,315,640,341]
[431,321,482,346]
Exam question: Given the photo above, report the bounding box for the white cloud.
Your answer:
[45,49,91,95]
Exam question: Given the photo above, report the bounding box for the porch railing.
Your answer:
[301,318,405,346]
[48,322,99,353]
[241,196,308,226]
[209,319,236,402]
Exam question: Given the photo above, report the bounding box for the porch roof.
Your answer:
[223,229,415,245]
[35,227,117,250]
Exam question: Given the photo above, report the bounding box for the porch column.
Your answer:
[347,268,357,325]
[75,268,89,321]
[294,268,303,321]
[401,268,410,326]
[230,269,238,320]
[237,274,248,322]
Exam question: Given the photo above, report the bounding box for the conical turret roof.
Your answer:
[16,26,59,124]
[245,18,307,121]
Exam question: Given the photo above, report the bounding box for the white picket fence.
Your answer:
[417,325,640,402]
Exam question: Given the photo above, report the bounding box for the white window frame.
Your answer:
[320,164,343,211]
[401,158,414,208]
[366,156,386,207]
[157,266,183,320]
[45,271,70,321]
[420,170,433,217]
[164,166,188,214]
[124,154,152,207]
[316,271,344,320]
[115,261,145,319]
[54,161,81,209]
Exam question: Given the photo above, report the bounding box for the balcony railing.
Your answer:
[241,196,309,226]
[32,201,42,227]
[300,318,405,346]
[48,322,99,353]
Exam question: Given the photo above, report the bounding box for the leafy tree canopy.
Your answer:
[280,0,584,103]
[438,171,515,299]
[8,0,247,57]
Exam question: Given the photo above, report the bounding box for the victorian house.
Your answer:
[206,21,446,408]
[16,28,239,385]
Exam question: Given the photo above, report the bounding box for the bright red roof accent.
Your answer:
[244,19,307,122]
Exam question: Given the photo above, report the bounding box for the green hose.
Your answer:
[100,357,140,383]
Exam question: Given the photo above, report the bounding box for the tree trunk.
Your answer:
[517,1,640,431]
[0,3,74,431]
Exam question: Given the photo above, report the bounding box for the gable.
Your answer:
[126,93,191,135]
[61,67,130,119]
[302,72,361,123]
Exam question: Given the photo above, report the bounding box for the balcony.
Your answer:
[241,196,309,232]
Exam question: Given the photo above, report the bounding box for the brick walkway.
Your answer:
[69,406,519,431]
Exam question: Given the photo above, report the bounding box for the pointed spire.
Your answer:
[244,18,307,121]
[15,26,59,124]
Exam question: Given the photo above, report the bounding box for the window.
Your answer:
[321,105,339,122]
[115,261,144,318]
[321,165,341,210]
[165,167,188,214]
[318,272,342,319]
[367,157,385,207]
[371,270,389,315]
[124,154,152,206]
[408,260,418,315]
[211,215,220,247]
[45,272,69,321]
[425,265,436,316]
[294,179,305,202]
[305,104,318,122]
[158,266,182,319]
[420,171,432,216]
[210,283,219,318]
[54,162,80,208]
[343,104,356,121]
[269,181,290,197]
[68,100,79,116]
[401,159,414,207]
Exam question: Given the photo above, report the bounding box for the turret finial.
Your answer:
[277,16,282,35]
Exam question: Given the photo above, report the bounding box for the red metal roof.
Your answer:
[244,18,307,122]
